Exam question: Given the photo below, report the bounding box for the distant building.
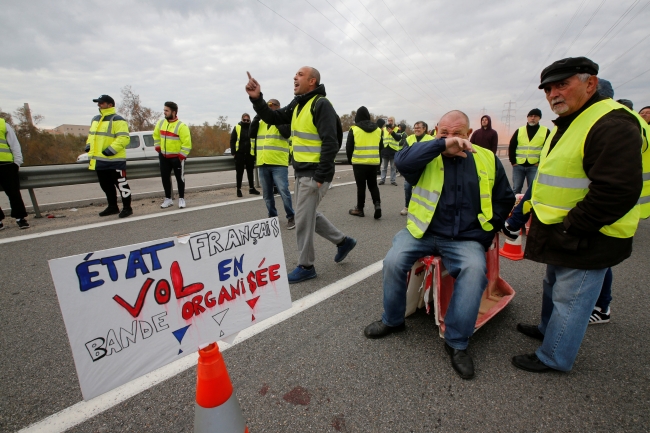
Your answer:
[46,124,90,136]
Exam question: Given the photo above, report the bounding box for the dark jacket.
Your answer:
[525,92,643,269]
[346,106,383,164]
[470,115,499,153]
[396,138,515,250]
[230,122,253,156]
[508,123,551,166]
[249,115,290,166]
[250,85,341,183]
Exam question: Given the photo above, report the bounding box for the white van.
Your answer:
[76,131,159,163]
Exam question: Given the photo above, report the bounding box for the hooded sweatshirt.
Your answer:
[346,106,383,163]
[470,115,499,153]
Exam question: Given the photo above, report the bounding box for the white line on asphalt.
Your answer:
[0,181,357,245]
[17,260,383,433]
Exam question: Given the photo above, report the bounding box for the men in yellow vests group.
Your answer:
[346,106,383,219]
[85,95,133,218]
[250,98,295,229]
[229,113,260,197]
[379,116,401,186]
[245,67,356,284]
[400,121,435,216]
[510,57,644,374]
[507,108,550,194]
[0,117,30,229]
[153,101,192,209]
[364,110,515,380]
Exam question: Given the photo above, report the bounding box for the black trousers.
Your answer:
[97,169,132,209]
[353,164,381,209]
[235,153,255,190]
[0,163,27,219]
[159,155,185,198]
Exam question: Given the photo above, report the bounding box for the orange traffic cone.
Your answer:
[194,343,249,433]
[499,230,524,261]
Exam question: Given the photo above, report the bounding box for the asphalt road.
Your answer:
[1,163,648,433]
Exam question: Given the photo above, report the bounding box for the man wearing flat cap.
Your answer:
[508,108,549,194]
[512,57,646,373]
[85,95,133,218]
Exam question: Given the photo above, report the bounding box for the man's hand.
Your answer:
[442,137,475,158]
[245,71,261,99]
[501,222,520,240]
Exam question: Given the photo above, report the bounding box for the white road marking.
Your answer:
[0,181,357,245]
[18,260,383,433]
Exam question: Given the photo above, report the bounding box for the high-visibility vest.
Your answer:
[235,124,254,156]
[406,133,434,147]
[350,125,381,165]
[255,120,290,166]
[153,119,192,158]
[383,127,401,151]
[531,99,641,238]
[291,96,323,163]
[515,125,548,164]
[0,118,12,163]
[406,146,496,239]
[86,107,130,170]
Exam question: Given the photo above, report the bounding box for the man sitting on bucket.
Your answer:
[364,110,514,379]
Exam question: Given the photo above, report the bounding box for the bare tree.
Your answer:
[117,85,161,131]
[0,107,14,126]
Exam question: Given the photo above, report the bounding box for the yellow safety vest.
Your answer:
[515,125,548,164]
[406,133,434,147]
[383,127,401,151]
[291,96,323,163]
[616,107,650,219]
[235,124,255,156]
[350,126,381,165]
[86,107,130,170]
[406,146,496,238]
[531,99,641,238]
[153,119,192,157]
[256,120,290,166]
[0,118,12,163]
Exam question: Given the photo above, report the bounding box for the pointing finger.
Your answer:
[247,71,252,80]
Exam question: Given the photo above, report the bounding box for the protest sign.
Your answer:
[49,218,291,400]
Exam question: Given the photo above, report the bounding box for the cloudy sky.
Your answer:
[2,0,648,139]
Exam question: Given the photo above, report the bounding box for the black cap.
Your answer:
[538,57,598,89]
[92,94,115,105]
[527,108,542,118]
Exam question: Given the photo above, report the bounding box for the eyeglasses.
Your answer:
[242,119,250,123]
[268,102,279,107]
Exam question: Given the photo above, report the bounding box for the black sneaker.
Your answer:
[249,188,261,195]
[17,218,30,229]
[287,217,296,230]
[237,189,243,197]
[118,207,133,218]
[588,306,610,325]
[99,206,120,217]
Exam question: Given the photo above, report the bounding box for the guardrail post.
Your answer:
[28,188,43,218]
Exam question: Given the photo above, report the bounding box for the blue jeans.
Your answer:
[404,180,413,207]
[382,229,487,350]
[259,166,294,219]
[595,267,613,311]
[381,157,396,183]
[535,265,608,371]
[512,164,538,194]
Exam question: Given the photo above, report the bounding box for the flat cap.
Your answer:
[538,57,598,89]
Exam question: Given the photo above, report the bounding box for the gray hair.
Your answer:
[576,73,592,82]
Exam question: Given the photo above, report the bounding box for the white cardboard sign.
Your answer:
[49,218,291,400]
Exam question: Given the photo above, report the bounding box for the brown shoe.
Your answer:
[349,207,364,217]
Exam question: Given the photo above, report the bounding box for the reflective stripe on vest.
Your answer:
[350,125,381,165]
[256,120,290,166]
[0,118,12,163]
[531,99,641,238]
[515,125,548,164]
[406,146,496,239]
[406,133,434,147]
[383,127,401,151]
[291,96,322,163]
[235,124,254,156]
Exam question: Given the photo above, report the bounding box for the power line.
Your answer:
[586,0,639,56]
[600,31,650,73]
[560,0,606,58]
[253,0,435,115]
[615,66,650,90]
[592,1,650,56]
[501,101,516,137]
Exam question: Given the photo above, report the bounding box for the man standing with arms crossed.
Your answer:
[86,95,133,218]
[508,108,549,194]
[379,117,401,185]
[245,67,357,283]
[250,98,295,229]
[153,101,192,209]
